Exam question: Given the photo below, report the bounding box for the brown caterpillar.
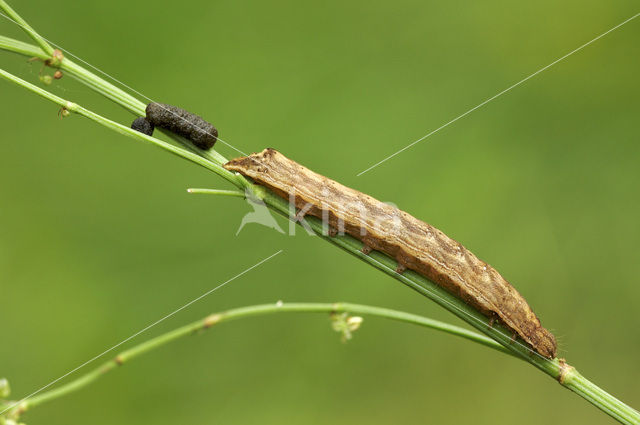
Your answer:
[224,148,557,358]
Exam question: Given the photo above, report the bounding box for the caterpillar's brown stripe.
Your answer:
[224,148,557,358]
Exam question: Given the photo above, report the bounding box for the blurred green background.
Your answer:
[1,0,639,423]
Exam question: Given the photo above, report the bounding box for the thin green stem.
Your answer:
[562,366,640,423]
[0,0,54,55]
[62,58,146,114]
[187,188,246,197]
[0,34,46,58]
[0,302,510,417]
[2,20,639,425]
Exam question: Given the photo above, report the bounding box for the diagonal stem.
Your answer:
[0,0,54,55]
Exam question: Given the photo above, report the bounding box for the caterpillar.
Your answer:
[224,148,557,358]
[130,103,218,150]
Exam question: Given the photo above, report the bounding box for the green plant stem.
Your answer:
[0,0,53,55]
[187,188,246,197]
[1,21,639,425]
[0,34,44,58]
[0,302,511,416]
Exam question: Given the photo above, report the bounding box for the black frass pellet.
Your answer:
[145,102,218,150]
[131,117,155,136]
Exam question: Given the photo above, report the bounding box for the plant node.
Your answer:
[44,49,63,67]
[557,358,576,384]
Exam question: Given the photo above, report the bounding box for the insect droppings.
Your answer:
[145,102,217,150]
[131,117,154,136]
